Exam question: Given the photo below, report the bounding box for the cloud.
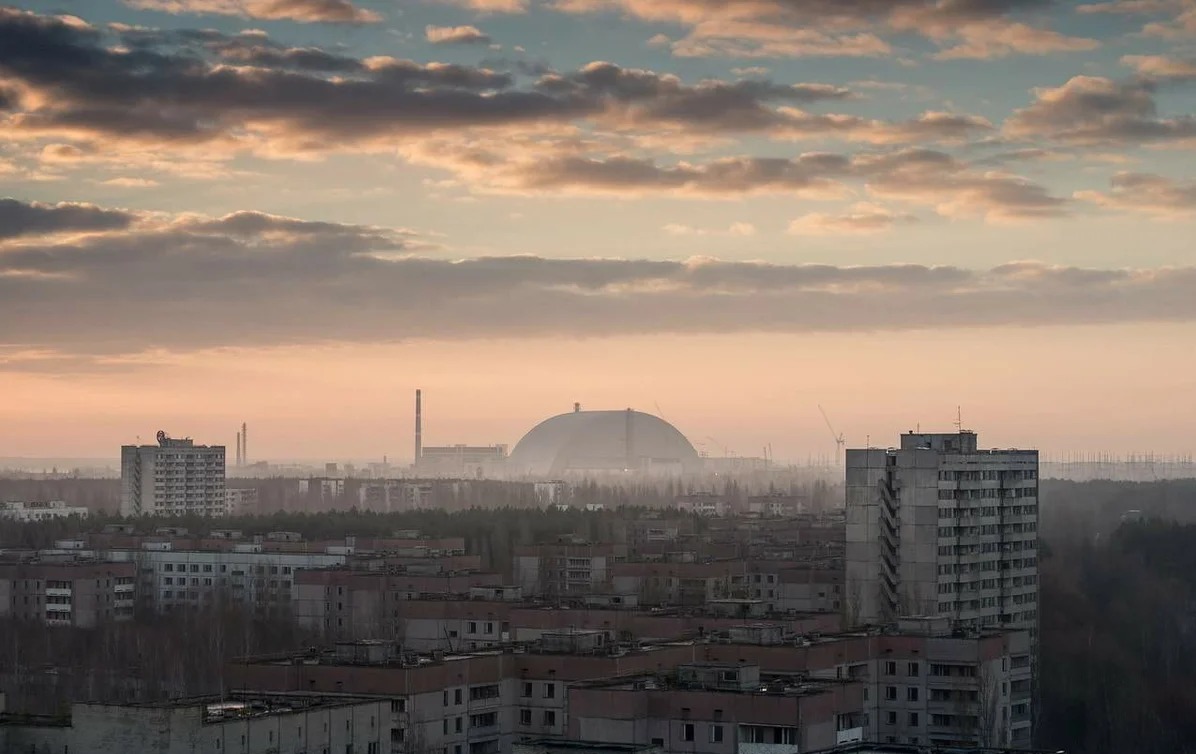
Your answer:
[1122,54,1196,83]
[663,222,757,236]
[3,199,1196,359]
[0,198,136,240]
[3,9,944,158]
[1077,0,1196,38]
[551,0,1096,60]
[1005,75,1196,144]
[100,177,161,188]
[123,0,382,23]
[426,25,492,45]
[436,0,529,12]
[787,204,918,234]
[1075,172,1196,216]
[402,143,1067,221]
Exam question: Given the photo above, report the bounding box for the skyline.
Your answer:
[3,0,1196,458]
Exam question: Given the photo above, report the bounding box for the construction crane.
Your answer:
[818,405,845,467]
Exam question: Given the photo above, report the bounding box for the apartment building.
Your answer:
[0,692,391,754]
[120,432,226,517]
[224,487,258,515]
[845,431,1039,634]
[293,567,505,639]
[0,559,135,626]
[702,618,1034,749]
[108,542,346,612]
[514,542,618,597]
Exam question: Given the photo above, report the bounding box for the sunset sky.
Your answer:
[2,0,1196,462]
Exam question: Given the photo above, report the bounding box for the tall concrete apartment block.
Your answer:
[121,432,226,517]
[845,431,1039,633]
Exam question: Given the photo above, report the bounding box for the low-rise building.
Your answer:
[568,664,865,754]
[0,692,390,754]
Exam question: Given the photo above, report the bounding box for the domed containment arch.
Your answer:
[508,409,702,476]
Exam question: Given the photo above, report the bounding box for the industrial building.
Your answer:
[0,500,89,522]
[507,405,703,477]
[120,431,227,517]
[844,431,1039,635]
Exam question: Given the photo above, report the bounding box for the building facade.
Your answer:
[0,560,136,627]
[0,692,391,754]
[845,432,1039,634]
[120,433,226,517]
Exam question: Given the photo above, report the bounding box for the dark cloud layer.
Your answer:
[0,8,871,152]
[124,0,382,24]
[0,198,135,239]
[1,199,1190,358]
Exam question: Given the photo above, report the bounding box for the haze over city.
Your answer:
[3,0,1196,460]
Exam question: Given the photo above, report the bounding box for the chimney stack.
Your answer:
[415,389,423,465]
[242,422,248,466]
[236,430,242,467]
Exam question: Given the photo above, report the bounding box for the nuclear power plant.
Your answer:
[411,390,703,479]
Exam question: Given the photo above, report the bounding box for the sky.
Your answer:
[2,0,1196,462]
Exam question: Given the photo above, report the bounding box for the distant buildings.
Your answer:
[418,445,509,478]
[0,500,89,522]
[120,431,226,517]
[845,431,1039,635]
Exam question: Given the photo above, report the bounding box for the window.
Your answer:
[455,689,462,705]
[520,709,532,726]
[543,711,556,726]
[682,724,695,742]
[392,699,407,713]
[887,712,897,725]
[522,682,533,697]
[442,720,448,735]
[909,713,919,727]
[907,662,919,677]
[884,661,896,675]
[455,717,462,733]
[907,687,919,702]
[885,686,897,701]
[544,683,555,699]
[710,725,724,743]
[443,691,449,706]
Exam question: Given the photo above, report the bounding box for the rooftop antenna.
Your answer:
[954,406,963,433]
[817,405,845,467]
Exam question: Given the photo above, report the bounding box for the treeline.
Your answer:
[0,602,314,714]
[1038,519,1196,754]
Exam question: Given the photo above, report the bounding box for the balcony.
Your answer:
[46,588,73,598]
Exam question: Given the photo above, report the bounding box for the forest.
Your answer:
[5,478,1196,751]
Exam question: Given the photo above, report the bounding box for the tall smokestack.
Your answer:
[236,431,242,467]
[415,389,423,465]
[242,422,248,466]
